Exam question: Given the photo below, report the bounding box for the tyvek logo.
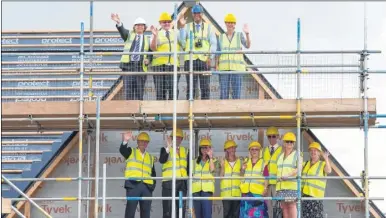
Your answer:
[94,37,124,44]
[41,38,72,44]
[2,39,19,45]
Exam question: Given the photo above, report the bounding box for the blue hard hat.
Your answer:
[191,5,202,13]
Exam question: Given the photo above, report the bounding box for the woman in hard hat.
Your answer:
[239,141,268,218]
[301,142,331,218]
[150,12,185,100]
[111,13,151,100]
[219,140,242,218]
[276,132,302,218]
[217,13,251,100]
[192,138,217,218]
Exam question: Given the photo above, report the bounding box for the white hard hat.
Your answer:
[134,17,146,25]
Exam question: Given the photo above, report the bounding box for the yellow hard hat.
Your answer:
[159,12,172,22]
[308,142,322,152]
[266,126,279,136]
[248,141,261,150]
[170,128,184,138]
[224,140,237,150]
[282,132,296,142]
[137,132,150,142]
[199,138,212,147]
[224,13,236,23]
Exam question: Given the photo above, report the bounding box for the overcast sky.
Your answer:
[2,1,386,213]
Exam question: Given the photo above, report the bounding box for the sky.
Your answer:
[2,0,386,213]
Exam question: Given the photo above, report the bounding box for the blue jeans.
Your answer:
[219,74,242,99]
[193,191,212,218]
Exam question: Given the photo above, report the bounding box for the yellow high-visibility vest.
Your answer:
[125,148,154,185]
[263,146,283,185]
[184,23,211,62]
[218,32,246,71]
[276,151,298,191]
[302,161,327,197]
[161,147,188,181]
[151,30,181,67]
[220,158,241,197]
[240,158,265,195]
[192,159,214,193]
[120,33,149,72]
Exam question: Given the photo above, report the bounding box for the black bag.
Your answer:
[273,201,283,218]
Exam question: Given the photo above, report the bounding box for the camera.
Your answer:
[195,39,202,48]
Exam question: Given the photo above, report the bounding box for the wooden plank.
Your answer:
[1,198,11,214]
[24,201,31,218]
[7,133,80,218]
[2,170,23,173]
[106,81,123,101]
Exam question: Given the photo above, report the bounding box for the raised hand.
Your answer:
[207,148,213,159]
[111,13,120,24]
[123,131,133,142]
[150,25,158,36]
[243,23,250,34]
[166,136,172,149]
[322,151,330,159]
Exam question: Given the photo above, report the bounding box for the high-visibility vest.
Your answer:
[161,147,188,181]
[218,32,246,71]
[220,158,241,197]
[125,148,154,185]
[151,30,181,67]
[192,159,215,193]
[263,146,283,185]
[240,158,265,195]
[276,151,298,191]
[184,22,211,62]
[302,161,327,197]
[120,33,149,72]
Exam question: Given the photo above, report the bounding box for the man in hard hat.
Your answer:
[192,138,216,218]
[217,13,251,99]
[179,4,217,100]
[159,128,190,218]
[111,13,151,100]
[120,131,156,218]
[262,126,282,218]
[150,12,185,100]
[219,140,242,218]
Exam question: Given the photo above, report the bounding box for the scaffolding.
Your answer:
[2,2,386,218]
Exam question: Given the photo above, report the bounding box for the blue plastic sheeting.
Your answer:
[2,80,116,88]
[2,98,101,103]
[2,154,43,161]
[2,164,32,171]
[2,62,119,69]
[2,89,109,96]
[2,173,23,179]
[2,31,118,37]
[2,46,124,52]
[2,145,53,152]
[2,75,120,80]
[2,54,121,62]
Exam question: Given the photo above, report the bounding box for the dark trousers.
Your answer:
[184,60,210,100]
[125,182,152,218]
[222,200,240,218]
[153,65,181,100]
[122,62,147,100]
[162,181,187,218]
[193,191,212,218]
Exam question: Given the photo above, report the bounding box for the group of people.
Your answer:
[112,4,251,101]
[119,126,332,218]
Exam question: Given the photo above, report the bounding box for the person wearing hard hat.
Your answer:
[192,138,217,218]
[150,12,185,100]
[111,13,151,100]
[301,142,331,218]
[219,140,242,218]
[217,13,251,99]
[262,126,283,218]
[239,141,268,218]
[179,4,218,100]
[276,132,302,218]
[159,128,190,218]
[120,131,156,218]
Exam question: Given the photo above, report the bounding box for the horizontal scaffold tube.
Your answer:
[247,64,360,68]
[9,196,384,201]
[4,176,386,182]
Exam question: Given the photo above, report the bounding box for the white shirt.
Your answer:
[228,160,236,168]
[267,143,280,154]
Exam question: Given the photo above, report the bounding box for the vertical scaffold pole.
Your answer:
[94,96,101,217]
[188,30,194,218]
[362,3,370,218]
[88,0,94,100]
[86,131,92,218]
[171,3,179,218]
[102,163,107,218]
[296,18,302,218]
[78,21,85,218]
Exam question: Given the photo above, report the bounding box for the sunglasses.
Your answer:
[284,141,294,144]
[267,135,277,139]
[161,21,171,24]
[250,148,259,151]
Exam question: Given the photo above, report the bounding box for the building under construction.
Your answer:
[1,1,386,218]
